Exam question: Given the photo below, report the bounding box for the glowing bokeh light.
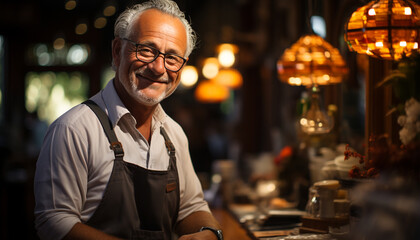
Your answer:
[75,23,88,35]
[180,65,198,87]
[202,57,219,79]
[94,17,107,29]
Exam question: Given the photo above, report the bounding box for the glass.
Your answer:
[299,85,334,135]
[122,38,187,72]
[305,187,320,218]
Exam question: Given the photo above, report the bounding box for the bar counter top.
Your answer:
[211,208,253,240]
[211,205,299,240]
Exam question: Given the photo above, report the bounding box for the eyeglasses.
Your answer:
[122,38,187,72]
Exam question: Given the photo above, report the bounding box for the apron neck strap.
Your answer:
[160,127,175,158]
[83,100,124,160]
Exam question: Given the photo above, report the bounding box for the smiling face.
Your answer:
[112,9,187,107]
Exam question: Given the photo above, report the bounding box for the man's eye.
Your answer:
[166,55,178,61]
[139,48,154,55]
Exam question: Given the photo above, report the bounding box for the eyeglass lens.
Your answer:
[136,45,185,72]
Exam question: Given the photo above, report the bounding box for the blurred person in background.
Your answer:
[33,0,222,239]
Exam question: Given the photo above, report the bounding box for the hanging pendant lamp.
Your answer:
[277,34,348,86]
[345,0,420,61]
[277,34,347,134]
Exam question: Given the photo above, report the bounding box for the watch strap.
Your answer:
[200,226,223,240]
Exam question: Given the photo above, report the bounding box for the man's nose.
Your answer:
[147,54,166,74]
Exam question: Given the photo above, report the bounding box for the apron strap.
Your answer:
[83,100,124,160]
[160,127,176,158]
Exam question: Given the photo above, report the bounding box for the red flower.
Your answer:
[274,146,293,165]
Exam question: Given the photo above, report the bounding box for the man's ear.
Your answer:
[112,38,122,69]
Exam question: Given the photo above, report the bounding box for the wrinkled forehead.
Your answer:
[128,9,187,39]
[128,9,188,53]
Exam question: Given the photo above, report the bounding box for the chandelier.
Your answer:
[345,0,420,61]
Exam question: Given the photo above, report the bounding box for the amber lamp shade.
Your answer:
[211,69,243,89]
[277,34,348,86]
[345,0,420,61]
[194,80,229,103]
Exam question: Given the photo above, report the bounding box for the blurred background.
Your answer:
[1,0,413,239]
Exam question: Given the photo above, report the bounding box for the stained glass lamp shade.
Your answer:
[345,0,420,61]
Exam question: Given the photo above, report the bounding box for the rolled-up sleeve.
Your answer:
[34,122,89,240]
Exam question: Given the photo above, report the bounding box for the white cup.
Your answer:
[314,180,340,218]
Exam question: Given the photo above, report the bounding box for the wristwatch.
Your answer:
[200,226,223,240]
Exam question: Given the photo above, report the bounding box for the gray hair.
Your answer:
[114,0,197,58]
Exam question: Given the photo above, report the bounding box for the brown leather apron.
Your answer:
[83,100,180,240]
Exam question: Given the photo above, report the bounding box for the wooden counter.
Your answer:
[211,206,300,240]
[211,208,253,240]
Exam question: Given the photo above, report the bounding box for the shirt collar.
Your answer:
[102,79,168,128]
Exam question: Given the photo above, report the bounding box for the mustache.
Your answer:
[134,68,169,84]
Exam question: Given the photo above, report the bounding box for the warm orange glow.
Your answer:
[202,57,219,79]
[65,0,77,10]
[277,34,348,86]
[75,23,88,35]
[180,65,198,87]
[288,77,302,85]
[345,0,420,61]
[194,81,229,103]
[211,68,243,89]
[53,38,65,50]
[216,44,238,68]
[216,43,239,54]
[103,5,116,17]
[94,17,107,29]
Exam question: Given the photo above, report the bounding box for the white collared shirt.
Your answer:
[34,79,210,240]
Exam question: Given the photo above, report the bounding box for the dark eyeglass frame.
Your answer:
[121,38,187,72]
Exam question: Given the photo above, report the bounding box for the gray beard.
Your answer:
[129,75,167,106]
